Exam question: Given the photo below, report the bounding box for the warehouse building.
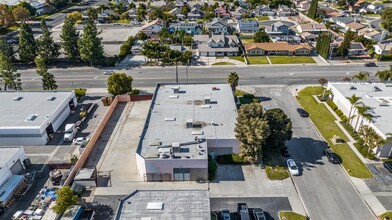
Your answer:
[327,82,392,157]
[136,84,239,181]
[0,91,77,146]
[0,147,28,208]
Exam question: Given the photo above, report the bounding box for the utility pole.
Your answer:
[175,60,179,83]
[186,60,189,84]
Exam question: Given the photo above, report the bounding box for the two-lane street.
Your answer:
[19,64,389,89]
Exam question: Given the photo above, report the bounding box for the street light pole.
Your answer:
[175,60,179,84]
[186,60,189,84]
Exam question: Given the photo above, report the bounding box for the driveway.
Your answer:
[253,86,375,220]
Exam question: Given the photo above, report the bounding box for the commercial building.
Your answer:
[136,84,239,181]
[327,82,392,157]
[115,190,210,219]
[0,91,77,146]
[0,147,28,208]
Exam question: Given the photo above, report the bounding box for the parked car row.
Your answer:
[217,203,266,220]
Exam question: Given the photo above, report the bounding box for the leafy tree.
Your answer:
[375,65,392,82]
[37,20,60,64]
[87,7,98,20]
[316,32,332,59]
[18,23,37,63]
[352,71,369,82]
[60,17,80,61]
[67,11,82,22]
[141,41,168,61]
[12,6,31,22]
[180,50,192,64]
[16,2,36,16]
[337,30,354,56]
[35,55,58,90]
[0,4,15,28]
[138,32,148,40]
[318,78,328,87]
[78,19,104,66]
[358,125,385,155]
[119,36,135,59]
[0,37,14,59]
[227,71,239,91]
[107,72,133,95]
[269,0,293,8]
[52,186,78,214]
[0,53,21,90]
[307,0,318,19]
[235,103,270,163]
[346,0,357,9]
[264,108,292,149]
[254,29,270,43]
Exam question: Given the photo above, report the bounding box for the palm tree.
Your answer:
[227,72,239,91]
[346,94,362,125]
[359,125,384,156]
[352,71,370,82]
[375,65,392,82]
[354,105,371,131]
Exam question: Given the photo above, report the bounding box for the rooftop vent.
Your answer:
[149,141,162,146]
[204,96,211,104]
[147,202,164,210]
[169,95,179,99]
[164,117,176,121]
[212,87,220,91]
[348,86,357,90]
[13,96,23,101]
[171,86,180,94]
[201,105,211,108]
[185,119,193,128]
[379,103,389,107]
[192,130,204,135]
[373,86,382,92]
[25,114,38,121]
[46,96,56,101]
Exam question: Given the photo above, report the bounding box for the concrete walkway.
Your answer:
[214,57,248,67]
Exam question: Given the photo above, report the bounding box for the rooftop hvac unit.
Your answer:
[169,95,179,99]
[201,105,211,108]
[26,114,38,121]
[185,119,193,128]
[46,96,56,101]
[13,96,23,101]
[204,96,211,104]
[172,86,180,94]
[348,86,357,90]
[164,117,176,121]
[379,103,389,107]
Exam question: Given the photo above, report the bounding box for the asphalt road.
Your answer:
[18,64,389,89]
[253,86,375,220]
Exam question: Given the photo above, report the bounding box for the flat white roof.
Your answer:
[0,91,74,128]
[0,148,22,169]
[137,84,237,159]
[330,82,392,136]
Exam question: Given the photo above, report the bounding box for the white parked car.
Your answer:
[104,70,114,75]
[73,137,90,145]
[287,159,299,176]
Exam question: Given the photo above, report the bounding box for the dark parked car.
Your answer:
[364,62,377,67]
[253,208,266,220]
[324,148,339,164]
[297,108,309,117]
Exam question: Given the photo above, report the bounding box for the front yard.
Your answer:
[297,87,373,178]
[247,56,270,64]
[268,56,316,64]
[263,148,289,180]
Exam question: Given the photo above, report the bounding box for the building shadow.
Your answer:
[215,164,245,181]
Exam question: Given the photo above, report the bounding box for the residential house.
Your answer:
[139,19,164,35]
[206,18,230,35]
[236,20,259,34]
[176,14,186,21]
[174,22,203,35]
[297,23,328,34]
[214,6,231,19]
[364,3,384,14]
[351,0,370,12]
[324,8,342,19]
[277,5,297,16]
[231,7,251,19]
[131,40,144,55]
[347,42,367,56]
[244,42,313,55]
[174,0,187,8]
[187,8,205,20]
[168,7,182,16]
[189,2,202,10]
[265,21,291,35]
[345,21,365,33]
[373,40,392,55]
[334,17,355,29]
[97,9,115,23]
[358,28,384,42]
[301,32,318,42]
[194,35,239,56]
[126,8,138,20]
[253,5,276,16]
[296,1,310,12]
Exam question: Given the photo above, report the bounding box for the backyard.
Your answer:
[296,87,373,178]
[269,56,315,64]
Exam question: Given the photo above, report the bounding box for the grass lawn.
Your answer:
[247,56,270,64]
[257,16,270,21]
[241,38,254,43]
[297,87,373,178]
[216,154,248,164]
[36,14,51,20]
[212,62,234,65]
[279,212,307,220]
[230,56,245,62]
[263,148,289,180]
[268,56,316,64]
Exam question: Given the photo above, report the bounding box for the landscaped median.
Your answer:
[296,87,373,178]
[279,211,307,220]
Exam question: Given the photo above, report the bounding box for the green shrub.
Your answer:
[208,156,217,180]
[216,154,248,164]
[335,109,343,117]
[327,99,338,111]
[74,88,86,97]
[243,93,255,98]
[129,89,140,95]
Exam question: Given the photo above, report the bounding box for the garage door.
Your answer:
[10,160,24,175]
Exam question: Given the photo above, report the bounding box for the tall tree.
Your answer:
[78,19,104,66]
[264,108,293,149]
[234,103,271,163]
[346,0,357,9]
[0,53,21,90]
[346,94,362,125]
[60,17,80,61]
[67,11,82,22]
[107,72,133,95]
[18,23,37,63]
[375,65,392,82]
[352,71,370,82]
[307,0,318,19]
[37,20,60,64]
[316,32,332,59]
[11,6,31,22]
[381,7,392,32]
[0,4,15,28]
[17,2,36,16]
[358,125,384,155]
[354,105,371,131]
[227,71,239,91]
[253,29,270,43]
[337,30,354,57]
[35,55,58,90]
[52,186,78,214]
[0,37,14,59]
